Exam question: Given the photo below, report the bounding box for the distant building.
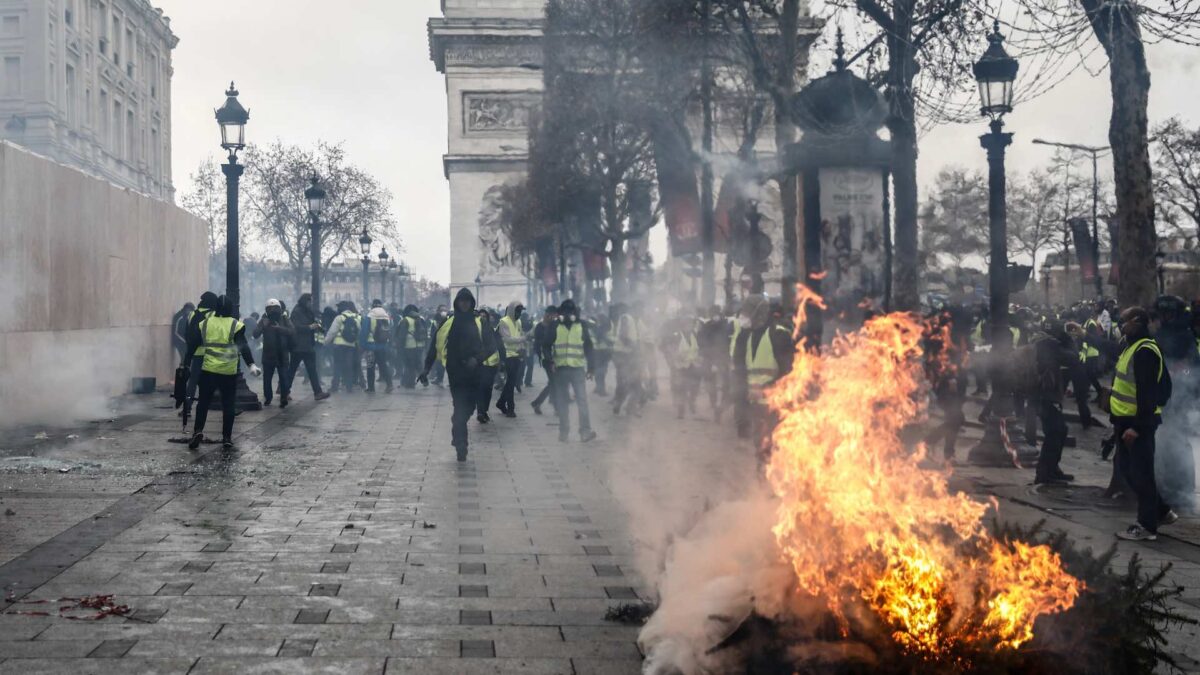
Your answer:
[0,0,177,201]
[1039,237,1200,306]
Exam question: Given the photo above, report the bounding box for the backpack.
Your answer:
[374,318,391,345]
[413,316,430,345]
[340,314,358,343]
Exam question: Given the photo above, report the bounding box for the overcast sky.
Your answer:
[156,0,1199,285]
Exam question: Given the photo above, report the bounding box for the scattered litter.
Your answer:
[605,602,656,626]
[0,457,102,474]
[98,436,114,441]
[58,467,71,473]
[422,522,436,529]
[4,594,130,621]
[33,432,48,440]
[343,524,354,529]
[66,434,79,440]
[4,509,14,516]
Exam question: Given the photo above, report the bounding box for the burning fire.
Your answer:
[764,289,1080,659]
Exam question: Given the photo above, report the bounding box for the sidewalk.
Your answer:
[0,379,1198,672]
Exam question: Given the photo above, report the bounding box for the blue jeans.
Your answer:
[554,367,591,439]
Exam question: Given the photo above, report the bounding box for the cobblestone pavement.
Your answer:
[1,377,1199,673]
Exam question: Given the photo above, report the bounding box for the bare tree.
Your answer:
[179,157,227,291]
[1008,170,1062,275]
[241,141,399,295]
[1153,117,1200,236]
[919,166,989,271]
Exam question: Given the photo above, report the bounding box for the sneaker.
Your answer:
[1162,510,1180,526]
[1116,524,1157,541]
[477,413,490,424]
[280,395,289,409]
[221,439,236,451]
[187,432,203,450]
[314,391,331,401]
[263,397,272,407]
[503,410,517,419]
[455,446,468,462]
[531,402,542,416]
[1053,470,1076,482]
[581,430,597,443]
[1034,474,1070,486]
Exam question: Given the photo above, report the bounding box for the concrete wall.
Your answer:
[0,140,206,426]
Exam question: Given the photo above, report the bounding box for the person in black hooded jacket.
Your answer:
[181,291,222,419]
[420,288,496,461]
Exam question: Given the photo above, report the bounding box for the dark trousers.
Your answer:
[401,348,422,388]
[331,346,358,392]
[498,357,522,412]
[1035,400,1067,479]
[611,354,642,413]
[593,351,611,394]
[194,370,236,441]
[1071,368,1096,425]
[263,359,289,403]
[431,360,445,385]
[366,350,393,391]
[1115,422,1170,532]
[524,355,536,387]
[450,383,476,450]
[926,393,965,459]
[554,366,592,439]
[532,365,556,410]
[476,365,497,415]
[286,351,323,395]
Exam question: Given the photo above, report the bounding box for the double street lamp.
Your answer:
[1032,138,1109,299]
[305,174,326,309]
[969,21,1021,465]
[359,228,373,307]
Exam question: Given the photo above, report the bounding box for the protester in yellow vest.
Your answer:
[419,288,495,461]
[323,301,362,394]
[496,301,527,418]
[182,295,259,451]
[474,307,504,423]
[662,312,702,419]
[1111,307,1176,542]
[542,299,597,443]
[731,295,794,445]
[181,292,223,421]
[610,302,644,416]
[395,304,427,389]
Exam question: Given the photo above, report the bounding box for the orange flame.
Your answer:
[764,288,1080,658]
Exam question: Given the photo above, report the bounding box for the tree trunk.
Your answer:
[1081,1,1157,307]
[776,0,801,313]
[886,0,920,311]
[610,241,628,301]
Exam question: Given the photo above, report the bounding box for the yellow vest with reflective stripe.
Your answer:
[499,316,526,355]
[192,307,215,357]
[746,329,779,402]
[435,316,498,367]
[612,314,638,353]
[200,316,243,375]
[333,311,360,347]
[676,332,700,368]
[554,322,586,368]
[1110,338,1164,418]
[403,316,420,349]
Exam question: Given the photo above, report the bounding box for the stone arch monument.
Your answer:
[428,0,545,308]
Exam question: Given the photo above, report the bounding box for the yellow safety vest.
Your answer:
[676,332,700,368]
[592,320,613,351]
[973,322,1019,348]
[730,321,742,358]
[434,316,498,367]
[401,316,423,349]
[1110,338,1164,418]
[746,329,779,403]
[199,316,243,376]
[192,307,214,357]
[612,314,639,354]
[499,316,526,355]
[332,311,360,347]
[554,322,586,368]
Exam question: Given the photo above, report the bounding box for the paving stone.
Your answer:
[276,638,317,658]
[294,609,330,624]
[330,544,358,554]
[155,581,193,595]
[320,562,350,574]
[201,543,231,553]
[309,583,340,597]
[461,639,496,658]
[459,562,487,575]
[583,546,611,556]
[85,639,137,658]
[460,610,493,625]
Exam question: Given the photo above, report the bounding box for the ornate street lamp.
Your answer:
[213,82,259,410]
[378,247,390,303]
[359,228,373,307]
[969,22,1021,465]
[305,174,326,308]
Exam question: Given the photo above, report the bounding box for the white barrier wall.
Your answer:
[0,141,208,426]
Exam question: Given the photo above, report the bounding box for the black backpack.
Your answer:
[341,314,358,343]
[374,318,391,344]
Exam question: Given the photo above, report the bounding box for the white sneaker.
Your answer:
[1116,524,1157,541]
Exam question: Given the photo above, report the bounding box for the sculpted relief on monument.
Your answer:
[463,92,541,135]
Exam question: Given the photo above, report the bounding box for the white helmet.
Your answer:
[265,298,282,309]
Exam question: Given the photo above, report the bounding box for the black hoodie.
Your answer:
[182,292,221,365]
[425,288,494,386]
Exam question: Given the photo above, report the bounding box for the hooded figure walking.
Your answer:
[543,299,597,443]
[496,301,527,417]
[421,289,496,461]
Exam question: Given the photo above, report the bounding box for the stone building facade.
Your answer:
[428,0,543,308]
[0,0,176,201]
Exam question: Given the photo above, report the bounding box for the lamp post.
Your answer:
[305,174,326,309]
[969,22,1020,466]
[397,262,411,307]
[213,82,260,411]
[1032,138,1109,299]
[358,228,372,307]
[387,260,398,304]
[378,247,390,302]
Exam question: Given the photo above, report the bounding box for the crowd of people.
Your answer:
[924,295,1200,542]
[170,288,1199,543]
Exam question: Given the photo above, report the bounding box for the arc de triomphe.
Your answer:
[428,0,544,308]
